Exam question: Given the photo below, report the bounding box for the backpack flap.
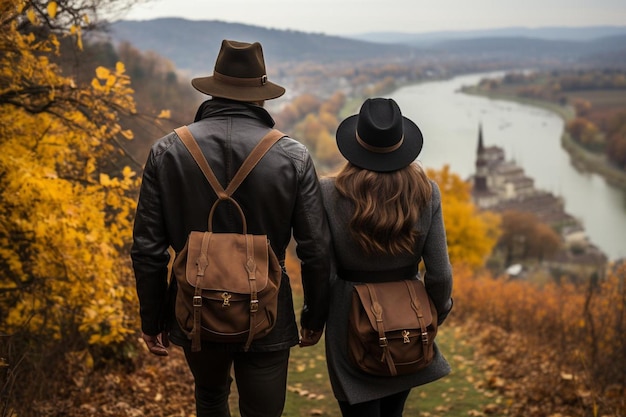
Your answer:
[353,279,433,332]
[185,230,270,294]
[348,279,437,376]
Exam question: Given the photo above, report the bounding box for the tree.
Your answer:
[497,210,561,264]
[606,111,626,169]
[314,128,343,172]
[427,165,500,270]
[114,41,201,162]
[0,3,143,407]
[572,98,592,117]
[319,91,345,116]
[566,117,603,151]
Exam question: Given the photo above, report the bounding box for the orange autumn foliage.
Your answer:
[451,264,626,416]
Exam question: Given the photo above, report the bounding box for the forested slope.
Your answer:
[1,3,624,417]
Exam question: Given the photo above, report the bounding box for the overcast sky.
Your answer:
[123,0,626,36]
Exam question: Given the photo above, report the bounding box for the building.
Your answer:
[469,124,607,280]
[472,123,536,208]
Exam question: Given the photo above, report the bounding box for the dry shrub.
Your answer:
[451,263,626,416]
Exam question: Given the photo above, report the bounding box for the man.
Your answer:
[131,39,331,417]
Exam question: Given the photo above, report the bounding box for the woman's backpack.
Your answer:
[347,279,438,376]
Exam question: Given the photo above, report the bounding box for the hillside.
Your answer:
[107,18,414,78]
[4,4,626,417]
[351,25,626,45]
[106,20,626,78]
[435,35,626,61]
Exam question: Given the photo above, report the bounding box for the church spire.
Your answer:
[477,122,484,152]
[474,123,488,192]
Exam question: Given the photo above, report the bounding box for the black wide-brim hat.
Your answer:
[336,98,423,172]
[191,39,285,102]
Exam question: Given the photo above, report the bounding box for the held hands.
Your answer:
[143,328,323,352]
[142,332,170,356]
[299,328,323,347]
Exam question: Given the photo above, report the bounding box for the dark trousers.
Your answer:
[183,347,290,417]
[337,389,411,417]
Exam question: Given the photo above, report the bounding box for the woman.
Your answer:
[321,98,453,417]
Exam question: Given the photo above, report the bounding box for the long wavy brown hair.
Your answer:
[334,162,432,256]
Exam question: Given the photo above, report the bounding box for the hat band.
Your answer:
[213,71,268,87]
[356,132,404,154]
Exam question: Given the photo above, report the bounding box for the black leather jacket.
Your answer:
[131,99,331,351]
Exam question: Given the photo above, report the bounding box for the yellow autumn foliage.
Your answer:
[47,1,57,18]
[427,165,501,270]
[0,0,139,347]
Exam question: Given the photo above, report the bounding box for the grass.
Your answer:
[279,324,503,417]
[404,325,504,416]
[225,282,502,416]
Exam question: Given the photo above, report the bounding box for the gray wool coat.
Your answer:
[320,177,454,405]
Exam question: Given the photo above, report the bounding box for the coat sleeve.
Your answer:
[421,182,454,324]
[130,149,171,336]
[291,150,332,331]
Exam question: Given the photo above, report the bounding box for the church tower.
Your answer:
[474,123,488,192]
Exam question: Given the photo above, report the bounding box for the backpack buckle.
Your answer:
[378,337,388,348]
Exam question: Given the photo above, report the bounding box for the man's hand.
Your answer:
[142,332,170,356]
[299,328,323,347]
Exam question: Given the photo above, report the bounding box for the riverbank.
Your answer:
[461,85,626,192]
[389,72,626,260]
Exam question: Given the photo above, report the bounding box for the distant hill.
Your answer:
[107,18,412,78]
[106,19,626,77]
[429,34,626,67]
[350,26,626,46]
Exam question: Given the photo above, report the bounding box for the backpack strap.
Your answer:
[405,280,430,355]
[365,283,397,376]
[174,126,285,199]
[174,125,284,352]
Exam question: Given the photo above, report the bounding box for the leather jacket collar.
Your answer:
[193,98,276,126]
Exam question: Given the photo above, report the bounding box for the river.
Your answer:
[388,72,626,261]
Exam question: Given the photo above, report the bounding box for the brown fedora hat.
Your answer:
[336,98,423,172]
[191,39,285,101]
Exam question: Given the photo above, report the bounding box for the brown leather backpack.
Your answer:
[172,126,283,352]
[348,279,438,376]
